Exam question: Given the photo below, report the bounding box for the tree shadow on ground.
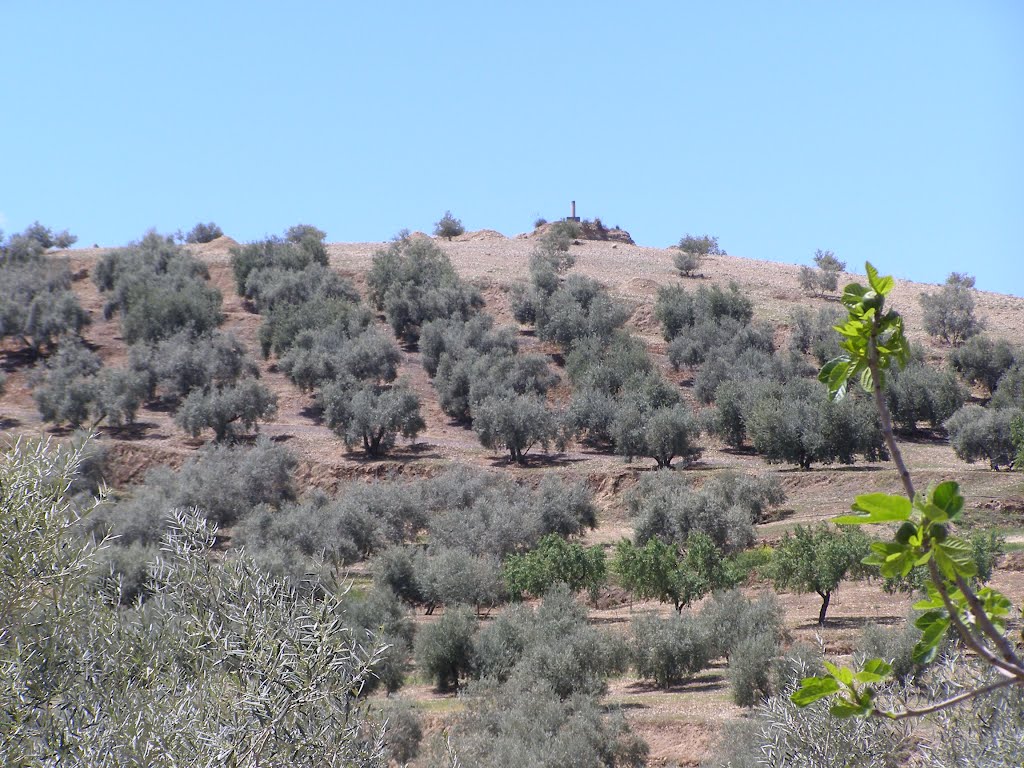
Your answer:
[797,614,903,631]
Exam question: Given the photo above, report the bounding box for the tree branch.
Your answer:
[953,572,1024,671]
[867,331,914,501]
[874,675,1021,721]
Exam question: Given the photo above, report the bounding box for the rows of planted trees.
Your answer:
[2,221,1023,767]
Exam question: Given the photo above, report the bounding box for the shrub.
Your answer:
[321,379,425,456]
[503,534,607,600]
[920,272,983,346]
[433,210,465,240]
[945,404,1016,469]
[184,221,223,244]
[697,590,787,662]
[678,233,724,257]
[798,249,846,297]
[174,379,278,442]
[414,605,477,691]
[729,633,780,706]
[533,216,548,229]
[949,335,1017,393]
[630,613,711,688]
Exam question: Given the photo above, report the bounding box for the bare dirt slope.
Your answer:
[2,232,1023,766]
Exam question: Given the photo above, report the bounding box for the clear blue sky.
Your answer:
[3,2,1022,295]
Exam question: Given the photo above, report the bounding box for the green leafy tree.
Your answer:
[434,210,465,240]
[503,534,607,600]
[794,262,1024,721]
[767,524,871,626]
[612,533,732,612]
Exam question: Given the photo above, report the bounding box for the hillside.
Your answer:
[2,230,1023,765]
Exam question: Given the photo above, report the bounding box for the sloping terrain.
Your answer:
[2,231,1022,765]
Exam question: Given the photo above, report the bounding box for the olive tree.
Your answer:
[433,210,465,240]
[366,236,482,344]
[945,405,1016,470]
[471,393,563,463]
[184,221,223,243]
[948,335,1016,393]
[0,259,89,355]
[321,379,425,456]
[174,379,278,442]
[798,249,846,297]
[0,440,388,767]
[920,272,983,346]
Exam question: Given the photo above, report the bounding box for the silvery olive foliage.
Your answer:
[0,437,388,767]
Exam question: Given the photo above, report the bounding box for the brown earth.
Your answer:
[3,235,1023,766]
